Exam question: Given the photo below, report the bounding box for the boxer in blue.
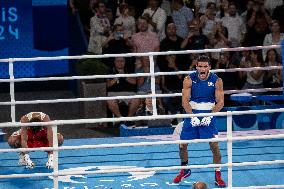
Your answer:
[173,55,226,187]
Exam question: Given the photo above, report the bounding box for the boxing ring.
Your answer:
[0,45,284,189]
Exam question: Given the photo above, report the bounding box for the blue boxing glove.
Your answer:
[200,116,213,126]
[190,117,201,127]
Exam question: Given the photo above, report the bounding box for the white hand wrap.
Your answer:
[19,153,35,169]
[201,116,213,126]
[46,154,54,169]
[190,117,201,127]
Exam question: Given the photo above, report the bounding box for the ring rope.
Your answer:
[0,66,281,83]
[0,87,281,106]
[1,107,284,128]
[0,45,280,63]
[1,133,284,153]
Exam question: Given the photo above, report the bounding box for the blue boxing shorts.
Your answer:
[180,109,218,140]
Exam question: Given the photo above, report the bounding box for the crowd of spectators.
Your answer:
[70,0,284,127]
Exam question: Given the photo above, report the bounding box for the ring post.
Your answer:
[149,55,157,115]
[8,58,16,123]
[52,125,59,189]
[227,111,233,188]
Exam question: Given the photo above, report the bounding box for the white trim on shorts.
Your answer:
[190,101,215,111]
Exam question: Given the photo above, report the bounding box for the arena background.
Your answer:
[0,0,284,139]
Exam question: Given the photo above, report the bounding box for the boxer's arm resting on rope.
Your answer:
[211,78,224,113]
[182,76,193,114]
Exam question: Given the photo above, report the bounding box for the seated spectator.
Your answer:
[136,56,163,107]
[106,57,140,126]
[239,50,265,91]
[262,20,284,60]
[134,96,171,127]
[131,16,160,53]
[88,1,111,54]
[136,56,162,94]
[142,0,167,40]
[114,3,136,36]
[158,23,188,71]
[161,54,183,124]
[263,49,282,89]
[102,24,134,71]
[181,19,209,50]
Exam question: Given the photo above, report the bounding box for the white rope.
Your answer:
[0,66,281,83]
[1,107,284,128]
[0,87,281,106]
[0,159,283,179]
[0,45,280,62]
[1,133,284,153]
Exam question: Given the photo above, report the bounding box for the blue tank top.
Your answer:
[189,72,218,103]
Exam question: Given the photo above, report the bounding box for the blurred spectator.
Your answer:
[171,0,194,39]
[221,2,246,47]
[216,52,239,90]
[219,0,229,18]
[106,8,115,25]
[199,3,221,39]
[102,24,134,71]
[239,50,264,90]
[189,55,198,70]
[272,1,284,32]
[262,20,284,60]
[158,23,187,71]
[88,1,111,54]
[161,54,183,124]
[194,0,221,16]
[192,181,209,189]
[106,57,140,125]
[161,0,172,18]
[136,56,164,108]
[142,0,167,40]
[136,56,162,94]
[114,3,136,36]
[160,23,183,51]
[211,23,229,62]
[264,0,283,15]
[263,49,282,89]
[241,0,255,23]
[181,19,210,50]
[127,0,148,18]
[244,0,271,46]
[131,16,160,53]
[134,96,171,127]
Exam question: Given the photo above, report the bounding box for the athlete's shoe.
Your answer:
[215,170,226,187]
[19,153,35,169]
[173,169,191,183]
[46,154,54,169]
